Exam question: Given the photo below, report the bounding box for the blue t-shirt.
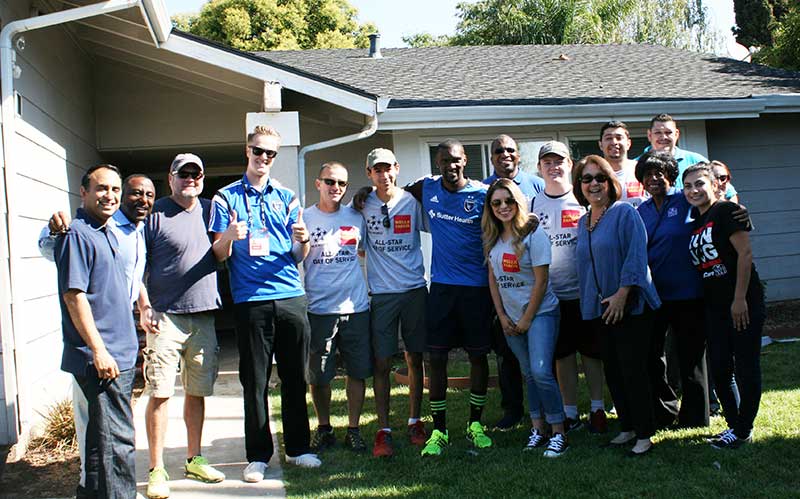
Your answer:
[210,175,304,303]
[637,193,703,301]
[55,208,138,376]
[483,169,544,201]
[418,176,488,287]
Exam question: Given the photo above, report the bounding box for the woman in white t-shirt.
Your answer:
[481,178,567,458]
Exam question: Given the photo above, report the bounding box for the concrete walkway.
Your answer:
[134,334,286,498]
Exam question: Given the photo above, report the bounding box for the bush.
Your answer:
[30,399,77,453]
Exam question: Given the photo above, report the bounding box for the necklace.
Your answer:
[586,205,608,232]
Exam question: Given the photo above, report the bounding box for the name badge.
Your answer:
[249,227,270,256]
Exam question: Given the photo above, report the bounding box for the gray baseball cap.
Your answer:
[366,148,397,168]
[170,153,204,174]
[538,141,571,159]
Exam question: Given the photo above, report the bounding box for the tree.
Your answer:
[177,0,377,51]
[732,0,790,48]
[753,5,800,70]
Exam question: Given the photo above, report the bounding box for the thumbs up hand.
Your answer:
[224,209,248,242]
[292,207,309,244]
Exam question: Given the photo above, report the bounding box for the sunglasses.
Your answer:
[320,178,348,188]
[493,147,516,155]
[174,170,203,180]
[490,197,516,208]
[715,174,730,182]
[380,204,390,228]
[249,146,278,158]
[580,173,609,184]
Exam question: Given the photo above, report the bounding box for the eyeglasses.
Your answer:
[715,174,730,182]
[320,178,348,188]
[249,146,278,158]
[580,173,609,184]
[380,204,390,228]
[490,197,516,208]
[493,147,516,155]
[174,170,203,180]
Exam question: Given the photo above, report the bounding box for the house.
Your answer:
[1,0,798,450]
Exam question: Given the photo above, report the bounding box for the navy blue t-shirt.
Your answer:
[55,208,138,376]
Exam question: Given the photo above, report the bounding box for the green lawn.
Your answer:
[271,343,800,498]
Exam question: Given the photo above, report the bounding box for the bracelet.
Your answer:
[299,238,310,244]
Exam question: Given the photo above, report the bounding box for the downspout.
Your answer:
[0,0,144,446]
[297,111,378,206]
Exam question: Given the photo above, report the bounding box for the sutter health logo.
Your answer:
[394,214,411,234]
[502,253,520,272]
[561,210,580,228]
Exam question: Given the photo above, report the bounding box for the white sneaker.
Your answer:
[285,453,321,468]
[242,461,268,483]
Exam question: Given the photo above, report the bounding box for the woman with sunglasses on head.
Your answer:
[683,162,765,450]
[574,155,661,457]
[482,178,568,457]
[710,160,739,204]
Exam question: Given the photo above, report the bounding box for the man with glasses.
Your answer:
[482,134,544,431]
[599,121,646,207]
[360,148,429,457]
[211,125,320,482]
[300,162,371,454]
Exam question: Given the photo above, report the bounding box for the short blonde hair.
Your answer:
[248,125,281,143]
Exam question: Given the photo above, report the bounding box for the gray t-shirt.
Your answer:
[302,204,369,314]
[361,190,427,294]
[616,167,648,208]
[488,228,559,323]
[145,197,221,314]
[531,191,584,300]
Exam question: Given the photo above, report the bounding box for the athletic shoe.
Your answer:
[344,428,367,452]
[408,420,428,446]
[704,428,734,443]
[373,429,394,457]
[242,461,268,483]
[185,455,225,483]
[543,432,568,458]
[147,467,170,499]
[466,421,493,449]
[523,428,548,451]
[588,409,608,434]
[310,427,336,452]
[711,430,752,450]
[493,412,523,431]
[420,429,449,457]
[564,417,584,433]
[285,453,322,468]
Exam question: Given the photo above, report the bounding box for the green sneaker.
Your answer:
[421,429,449,457]
[466,421,493,449]
[147,467,170,499]
[185,455,225,483]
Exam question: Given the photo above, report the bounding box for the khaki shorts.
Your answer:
[143,311,219,398]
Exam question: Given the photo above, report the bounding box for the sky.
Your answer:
[166,0,738,53]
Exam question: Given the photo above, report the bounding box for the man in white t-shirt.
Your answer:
[301,162,371,453]
[599,121,646,207]
[531,141,608,434]
[360,148,429,457]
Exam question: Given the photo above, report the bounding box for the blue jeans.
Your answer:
[75,367,136,499]
[505,310,565,424]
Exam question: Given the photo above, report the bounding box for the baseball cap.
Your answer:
[538,141,570,159]
[170,153,204,174]
[366,148,397,168]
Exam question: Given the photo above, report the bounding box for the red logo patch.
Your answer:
[561,210,580,228]
[626,181,644,198]
[393,214,411,234]
[502,253,520,273]
[339,226,357,245]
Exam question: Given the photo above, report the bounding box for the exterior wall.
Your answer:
[0,7,103,445]
[706,113,800,302]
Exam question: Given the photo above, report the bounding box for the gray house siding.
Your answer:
[706,113,800,302]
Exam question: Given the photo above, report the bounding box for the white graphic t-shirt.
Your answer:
[531,191,584,300]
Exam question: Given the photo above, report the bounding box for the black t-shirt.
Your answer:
[689,201,762,309]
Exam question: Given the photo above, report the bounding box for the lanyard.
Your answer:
[242,185,269,229]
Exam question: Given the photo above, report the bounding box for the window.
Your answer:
[427,139,549,180]
[567,136,649,161]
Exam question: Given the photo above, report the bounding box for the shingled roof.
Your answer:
[255,44,800,108]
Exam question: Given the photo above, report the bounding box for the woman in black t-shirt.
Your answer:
[683,162,765,450]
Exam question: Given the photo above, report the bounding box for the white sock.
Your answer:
[591,400,605,412]
[382,427,392,433]
[408,418,419,425]
[564,405,578,419]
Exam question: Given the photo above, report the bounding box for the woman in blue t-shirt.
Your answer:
[683,162,765,450]
[482,178,568,458]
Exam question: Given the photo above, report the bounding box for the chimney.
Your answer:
[368,33,382,59]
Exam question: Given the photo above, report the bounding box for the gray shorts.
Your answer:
[308,311,372,385]
[370,286,427,359]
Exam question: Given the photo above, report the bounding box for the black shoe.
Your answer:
[564,417,584,434]
[493,413,523,431]
[344,428,367,452]
[704,428,733,443]
[311,428,336,452]
[711,430,751,450]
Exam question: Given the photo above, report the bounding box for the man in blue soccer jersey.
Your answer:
[405,139,494,457]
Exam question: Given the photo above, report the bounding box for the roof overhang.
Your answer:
[378,94,800,130]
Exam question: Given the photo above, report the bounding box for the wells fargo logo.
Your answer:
[502,253,520,272]
[393,214,411,234]
[627,182,644,198]
[339,226,357,245]
[561,210,580,228]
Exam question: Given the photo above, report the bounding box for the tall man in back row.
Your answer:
[406,139,494,456]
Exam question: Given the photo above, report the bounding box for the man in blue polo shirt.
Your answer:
[210,125,320,482]
[55,164,139,499]
[644,114,710,182]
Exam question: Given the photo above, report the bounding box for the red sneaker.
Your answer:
[373,429,394,457]
[408,420,428,446]
[589,409,608,434]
